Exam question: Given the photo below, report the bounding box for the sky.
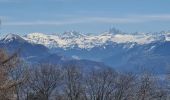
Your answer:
[0,0,170,35]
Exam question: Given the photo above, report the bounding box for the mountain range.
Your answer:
[1,29,170,74]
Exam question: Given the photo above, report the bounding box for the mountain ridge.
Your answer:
[1,32,170,74]
[0,33,110,71]
[20,31,170,50]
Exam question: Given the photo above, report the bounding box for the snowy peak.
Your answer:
[1,31,170,49]
[25,33,60,48]
[59,31,85,39]
[26,33,47,37]
[24,32,169,49]
[2,33,26,43]
[164,32,170,41]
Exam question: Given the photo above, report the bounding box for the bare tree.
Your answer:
[0,49,26,100]
[112,72,136,100]
[27,64,62,100]
[135,72,158,100]
[62,65,84,100]
[9,61,29,100]
[84,68,117,100]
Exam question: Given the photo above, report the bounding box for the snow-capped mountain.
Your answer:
[1,31,170,74]
[2,33,27,43]
[0,34,109,70]
[23,31,169,49]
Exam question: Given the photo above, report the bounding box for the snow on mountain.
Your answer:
[59,31,85,39]
[164,32,170,41]
[22,31,170,49]
[1,32,170,73]
[2,33,26,43]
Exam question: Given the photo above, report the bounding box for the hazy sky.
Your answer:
[0,0,170,35]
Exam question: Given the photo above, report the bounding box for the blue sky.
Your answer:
[0,0,170,35]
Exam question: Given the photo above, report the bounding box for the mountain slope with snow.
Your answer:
[0,33,109,70]
[1,31,170,74]
[23,31,169,49]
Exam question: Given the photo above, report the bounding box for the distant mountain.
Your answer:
[1,31,170,74]
[22,31,170,74]
[0,34,109,70]
[0,34,51,62]
[24,31,169,49]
